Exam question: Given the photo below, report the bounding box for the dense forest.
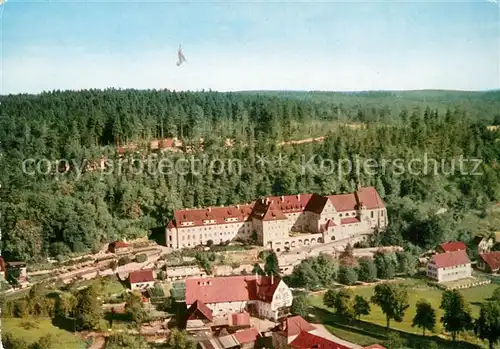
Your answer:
[0,89,499,262]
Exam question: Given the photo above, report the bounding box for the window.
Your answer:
[371,211,374,218]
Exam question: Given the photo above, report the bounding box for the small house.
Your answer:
[478,251,500,273]
[109,241,131,254]
[128,269,155,291]
[185,300,213,335]
[438,241,467,253]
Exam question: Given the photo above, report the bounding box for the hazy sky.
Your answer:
[1,0,499,94]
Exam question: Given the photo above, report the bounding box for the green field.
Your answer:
[308,279,498,348]
[3,318,84,349]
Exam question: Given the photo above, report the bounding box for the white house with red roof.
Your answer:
[128,269,155,290]
[166,186,387,251]
[185,275,293,321]
[426,250,471,283]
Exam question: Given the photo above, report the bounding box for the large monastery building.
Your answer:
[166,186,387,251]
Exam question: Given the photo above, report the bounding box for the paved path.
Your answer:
[313,324,362,349]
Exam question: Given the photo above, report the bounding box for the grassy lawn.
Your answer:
[3,318,84,349]
[308,279,497,348]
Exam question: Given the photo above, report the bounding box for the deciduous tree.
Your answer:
[440,289,472,342]
[371,283,409,330]
[412,299,436,336]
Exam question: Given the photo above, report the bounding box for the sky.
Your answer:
[1,0,499,94]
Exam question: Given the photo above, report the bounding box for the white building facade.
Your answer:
[426,250,472,283]
[185,275,293,321]
[166,187,387,251]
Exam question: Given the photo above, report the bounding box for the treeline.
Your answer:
[1,89,500,262]
[287,249,417,290]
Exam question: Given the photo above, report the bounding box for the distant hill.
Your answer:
[235,89,500,122]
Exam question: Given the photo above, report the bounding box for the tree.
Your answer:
[291,294,309,318]
[135,253,147,263]
[492,287,500,302]
[375,252,396,280]
[396,251,417,276]
[55,292,77,318]
[206,239,214,247]
[358,257,377,282]
[32,334,58,349]
[323,289,337,308]
[118,256,131,266]
[2,333,30,349]
[105,333,150,349]
[264,252,280,276]
[164,328,196,349]
[371,283,409,330]
[384,332,406,349]
[332,288,356,320]
[125,291,148,325]
[252,263,265,276]
[353,295,371,320]
[475,301,500,349]
[338,265,358,285]
[440,289,472,342]
[6,267,21,286]
[412,299,436,336]
[75,286,103,330]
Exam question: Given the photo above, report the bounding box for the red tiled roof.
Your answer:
[328,194,358,212]
[430,250,470,269]
[185,275,281,305]
[233,327,260,344]
[290,331,350,349]
[169,187,384,229]
[479,251,500,271]
[111,240,129,248]
[231,312,250,326]
[355,187,385,210]
[440,241,467,252]
[186,300,213,322]
[175,203,254,227]
[0,257,5,272]
[340,217,360,225]
[129,269,154,284]
[266,194,313,214]
[283,316,316,337]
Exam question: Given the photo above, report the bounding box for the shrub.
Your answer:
[118,256,131,266]
[135,254,147,263]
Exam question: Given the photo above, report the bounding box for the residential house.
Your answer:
[166,187,387,252]
[272,316,319,349]
[426,250,472,283]
[478,251,500,273]
[186,300,213,335]
[166,266,206,281]
[476,233,500,254]
[185,275,293,321]
[109,241,131,254]
[198,328,260,349]
[128,269,155,291]
[438,241,467,253]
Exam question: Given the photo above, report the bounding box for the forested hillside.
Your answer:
[0,89,499,262]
